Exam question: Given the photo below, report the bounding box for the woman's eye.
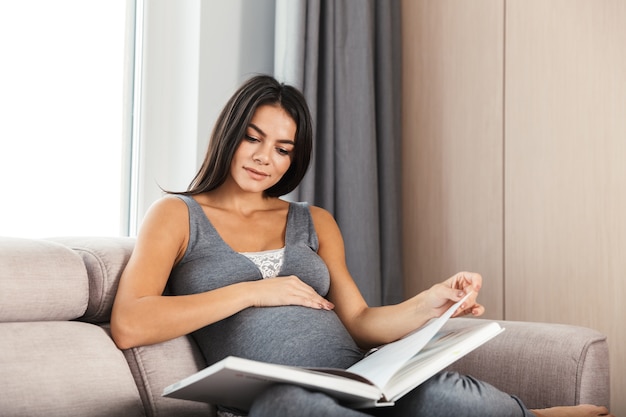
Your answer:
[244,134,259,142]
[276,148,291,156]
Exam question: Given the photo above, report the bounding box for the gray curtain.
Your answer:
[275,0,403,306]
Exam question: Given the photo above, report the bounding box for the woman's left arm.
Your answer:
[311,206,484,350]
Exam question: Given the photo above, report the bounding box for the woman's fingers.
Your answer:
[253,275,334,310]
[426,272,485,318]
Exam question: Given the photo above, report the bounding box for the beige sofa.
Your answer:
[0,236,610,416]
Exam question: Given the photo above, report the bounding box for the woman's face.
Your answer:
[229,104,296,194]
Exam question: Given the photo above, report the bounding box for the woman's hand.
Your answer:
[249,275,335,311]
[420,272,485,319]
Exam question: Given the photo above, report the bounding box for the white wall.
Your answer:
[131,0,275,234]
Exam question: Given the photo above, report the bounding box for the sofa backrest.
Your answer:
[0,237,88,321]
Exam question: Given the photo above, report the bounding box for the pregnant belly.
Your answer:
[194,306,364,369]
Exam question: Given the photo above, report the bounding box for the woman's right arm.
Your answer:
[110,197,255,349]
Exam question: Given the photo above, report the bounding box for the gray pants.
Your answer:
[248,371,535,417]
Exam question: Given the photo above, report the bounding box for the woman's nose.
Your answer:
[253,151,269,164]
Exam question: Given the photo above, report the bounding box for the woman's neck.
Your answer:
[195,187,284,218]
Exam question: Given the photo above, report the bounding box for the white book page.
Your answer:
[346,293,472,388]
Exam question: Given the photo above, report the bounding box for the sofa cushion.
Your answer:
[0,321,145,417]
[0,237,88,321]
[49,236,135,323]
[123,335,215,417]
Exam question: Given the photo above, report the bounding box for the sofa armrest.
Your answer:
[443,318,610,409]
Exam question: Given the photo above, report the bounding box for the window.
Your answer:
[0,1,131,238]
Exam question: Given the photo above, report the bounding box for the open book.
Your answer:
[162,294,504,410]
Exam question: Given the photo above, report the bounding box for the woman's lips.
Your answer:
[245,167,269,180]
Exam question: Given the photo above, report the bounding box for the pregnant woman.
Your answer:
[111,75,612,417]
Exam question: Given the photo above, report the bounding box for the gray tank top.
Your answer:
[167,195,364,369]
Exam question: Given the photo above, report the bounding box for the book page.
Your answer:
[382,321,504,401]
[346,293,471,388]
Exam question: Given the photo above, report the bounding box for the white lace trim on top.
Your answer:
[240,247,285,279]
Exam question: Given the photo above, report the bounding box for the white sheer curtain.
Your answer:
[129,0,276,235]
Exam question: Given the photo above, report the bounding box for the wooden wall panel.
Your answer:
[401,0,505,319]
[505,1,626,412]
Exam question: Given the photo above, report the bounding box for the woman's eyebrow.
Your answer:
[248,123,266,137]
[248,123,295,145]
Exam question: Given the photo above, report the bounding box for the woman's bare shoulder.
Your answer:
[133,195,191,263]
[307,204,334,222]
[138,195,190,236]
[307,205,342,236]
[146,194,189,215]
